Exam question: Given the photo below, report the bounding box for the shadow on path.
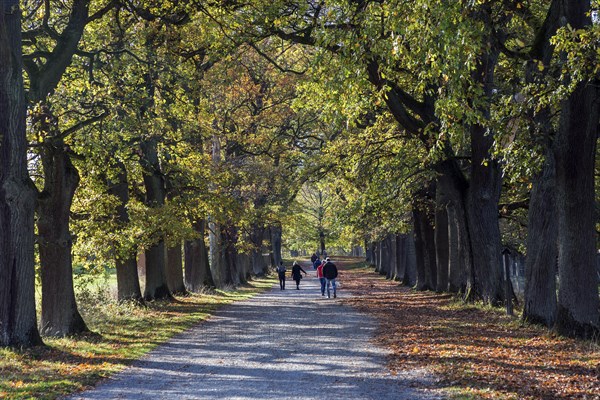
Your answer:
[68,269,442,400]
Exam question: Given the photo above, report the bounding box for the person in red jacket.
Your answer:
[316,260,326,296]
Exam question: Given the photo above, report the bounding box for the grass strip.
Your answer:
[0,276,275,400]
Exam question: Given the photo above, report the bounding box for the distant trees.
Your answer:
[0,0,597,349]
[225,0,599,337]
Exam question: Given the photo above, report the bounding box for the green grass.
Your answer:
[330,256,369,270]
[1,276,276,400]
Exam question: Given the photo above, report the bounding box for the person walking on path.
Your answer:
[316,260,326,296]
[322,257,338,298]
[291,261,307,290]
[313,256,321,270]
[276,261,287,290]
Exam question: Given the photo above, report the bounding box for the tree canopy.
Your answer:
[0,0,598,348]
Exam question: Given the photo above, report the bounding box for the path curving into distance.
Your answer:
[68,263,443,400]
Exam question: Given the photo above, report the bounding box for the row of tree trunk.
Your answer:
[367,233,417,287]
[363,0,599,339]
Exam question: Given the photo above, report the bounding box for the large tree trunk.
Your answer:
[389,234,399,281]
[22,0,94,337]
[434,194,450,293]
[184,220,215,291]
[208,219,225,286]
[143,240,170,301]
[236,253,250,284]
[107,164,142,303]
[223,225,239,286]
[38,145,88,336]
[379,237,390,277]
[466,34,504,304]
[270,223,283,270]
[404,230,418,287]
[250,225,268,276]
[319,230,326,255]
[413,205,436,291]
[166,243,186,294]
[447,204,470,294]
[396,235,407,283]
[436,161,471,295]
[466,132,504,304]
[523,152,558,327]
[520,0,560,327]
[554,18,600,337]
[365,241,375,265]
[140,138,171,300]
[208,221,236,287]
[375,241,382,274]
[0,1,42,346]
[116,257,142,303]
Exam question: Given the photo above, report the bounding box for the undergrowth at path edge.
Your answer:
[339,265,600,400]
[0,276,275,400]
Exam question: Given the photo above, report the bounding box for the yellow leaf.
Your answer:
[537,61,545,71]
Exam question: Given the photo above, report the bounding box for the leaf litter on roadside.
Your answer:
[339,267,600,400]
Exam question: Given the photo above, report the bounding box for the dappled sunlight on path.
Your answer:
[68,266,442,400]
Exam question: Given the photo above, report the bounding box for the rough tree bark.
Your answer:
[554,79,599,337]
[139,137,171,301]
[365,241,375,265]
[413,208,435,291]
[27,0,97,337]
[520,0,561,328]
[553,1,600,336]
[523,152,557,327]
[404,231,418,287]
[0,0,42,346]
[413,187,437,291]
[236,253,251,283]
[250,225,268,276]
[107,163,142,303]
[465,20,504,304]
[374,242,382,274]
[270,223,283,270]
[436,160,471,295]
[434,193,450,293]
[379,237,390,277]
[222,225,240,286]
[389,234,399,281]
[184,219,215,291]
[208,219,226,287]
[166,243,186,294]
[38,146,88,336]
[395,235,407,283]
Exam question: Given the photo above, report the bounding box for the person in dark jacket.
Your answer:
[313,257,321,270]
[290,261,307,290]
[322,257,338,298]
[276,261,287,290]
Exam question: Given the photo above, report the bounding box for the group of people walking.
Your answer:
[275,256,338,298]
[314,257,338,298]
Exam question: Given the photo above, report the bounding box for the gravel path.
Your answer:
[68,267,443,400]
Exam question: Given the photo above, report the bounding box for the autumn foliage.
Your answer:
[341,265,600,399]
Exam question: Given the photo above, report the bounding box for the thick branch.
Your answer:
[57,108,109,140]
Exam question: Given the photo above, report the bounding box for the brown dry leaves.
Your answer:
[339,267,600,399]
